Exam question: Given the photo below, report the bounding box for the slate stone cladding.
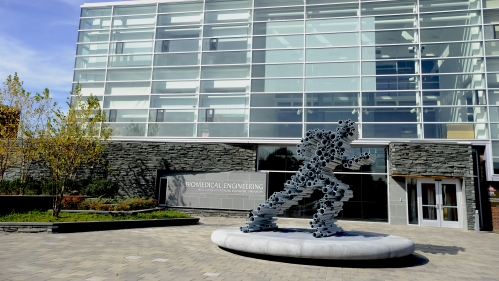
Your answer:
[388,143,475,230]
[5,141,257,198]
[492,207,499,232]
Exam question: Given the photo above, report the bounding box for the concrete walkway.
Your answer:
[0,217,498,281]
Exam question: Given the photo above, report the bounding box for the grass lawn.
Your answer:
[0,210,191,222]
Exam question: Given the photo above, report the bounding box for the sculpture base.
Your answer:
[211,228,415,260]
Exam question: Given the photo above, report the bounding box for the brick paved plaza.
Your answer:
[1,217,498,281]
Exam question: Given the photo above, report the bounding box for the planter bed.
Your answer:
[0,218,199,233]
[60,207,163,216]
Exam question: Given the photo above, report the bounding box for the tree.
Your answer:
[40,85,110,217]
[0,74,55,194]
[0,74,23,182]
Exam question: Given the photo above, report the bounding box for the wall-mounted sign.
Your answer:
[159,172,267,210]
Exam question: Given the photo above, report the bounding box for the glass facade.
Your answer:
[76,0,499,173]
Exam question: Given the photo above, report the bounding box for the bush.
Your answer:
[61,196,86,210]
[0,177,117,197]
[115,198,157,211]
[81,179,119,198]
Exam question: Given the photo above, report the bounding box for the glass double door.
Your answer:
[417,179,461,228]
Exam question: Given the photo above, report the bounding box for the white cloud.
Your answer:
[0,33,74,103]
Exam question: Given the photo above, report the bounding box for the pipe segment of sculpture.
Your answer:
[240,120,375,238]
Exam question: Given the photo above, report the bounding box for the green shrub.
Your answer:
[115,198,157,211]
[81,179,119,198]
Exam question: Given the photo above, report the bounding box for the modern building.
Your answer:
[75,0,499,231]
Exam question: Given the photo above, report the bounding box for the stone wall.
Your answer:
[388,142,475,230]
[5,141,258,198]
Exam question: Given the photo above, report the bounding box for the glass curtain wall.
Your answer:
[75,0,499,167]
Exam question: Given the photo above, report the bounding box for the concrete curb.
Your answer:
[0,218,199,233]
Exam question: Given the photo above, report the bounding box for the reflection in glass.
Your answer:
[250,124,302,138]
[109,123,147,137]
[155,39,200,53]
[307,33,359,47]
[421,58,483,74]
[419,11,481,28]
[148,124,195,137]
[362,107,418,123]
[422,90,486,106]
[150,95,197,108]
[157,13,202,26]
[251,93,303,107]
[362,30,416,45]
[361,0,416,16]
[104,96,148,109]
[76,83,105,96]
[362,45,418,60]
[362,92,418,106]
[424,124,488,139]
[106,68,151,81]
[251,79,303,92]
[253,7,304,21]
[250,109,302,122]
[79,18,111,30]
[105,109,148,122]
[204,24,251,37]
[152,80,199,94]
[422,183,437,220]
[75,56,107,69]
[419,0,480,12]
[198,109,248,122]
[78,30,110,43]
[363,124,421,138]
[113,5,156,15]
[307,93,359,107]
[81,7,111,17]
[361,15,416,30]
[205,10,251,24]
[77,43,108,55]
[252,64,303,78]
[306,62,359,77]
[306,47,359,62]
[253,50,304,63]
[202,51,250,64]
[205,0,252,10]
[105,82,151,95]
[154,53,200,66]
[253,21,303,35]
[422,42,483,58]
[113,15,155,28]
[253,35,303,49]
[407,180,418,224]
[307,18,359,33]
[74,70,106,82]
[305,78,360,92]
[149,109,196,122]
[154,67,199,80]
[202,37,249,51]
[200,94,249,108]
[159,2,203,13]
[305,108,359,122]
[198,123,248,137]
[200,80,250,93]
[108,55,152,67]
[111,29,155,41]
[423,106,488,123]
[156,26,201,39]
[257,146,303,171]
[420,26,481,43]
[307,3,358,18]
[201,66,250,79]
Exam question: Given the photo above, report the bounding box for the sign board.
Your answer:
[162,172,267,210]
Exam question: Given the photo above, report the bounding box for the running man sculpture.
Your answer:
[241,120,375,238]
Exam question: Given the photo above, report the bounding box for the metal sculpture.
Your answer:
[241,120,375,238]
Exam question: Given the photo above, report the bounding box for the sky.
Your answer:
[0,0,124,109]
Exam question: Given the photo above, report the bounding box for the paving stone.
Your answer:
[0,217,498,281]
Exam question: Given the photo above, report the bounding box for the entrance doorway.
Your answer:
[417,179,462,228]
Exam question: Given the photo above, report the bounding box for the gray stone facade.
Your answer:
[388,142,475,230]
[5,141,257,198]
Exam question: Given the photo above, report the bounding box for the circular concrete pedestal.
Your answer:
[211,228,415,260]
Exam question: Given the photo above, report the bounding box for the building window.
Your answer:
[205,109,214,122]
[156,109,164,122]
[209,38,218,51]
[495,25,499,39]
[115,42,124,54]
[109,109,117,122]
[161,40,169,52]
